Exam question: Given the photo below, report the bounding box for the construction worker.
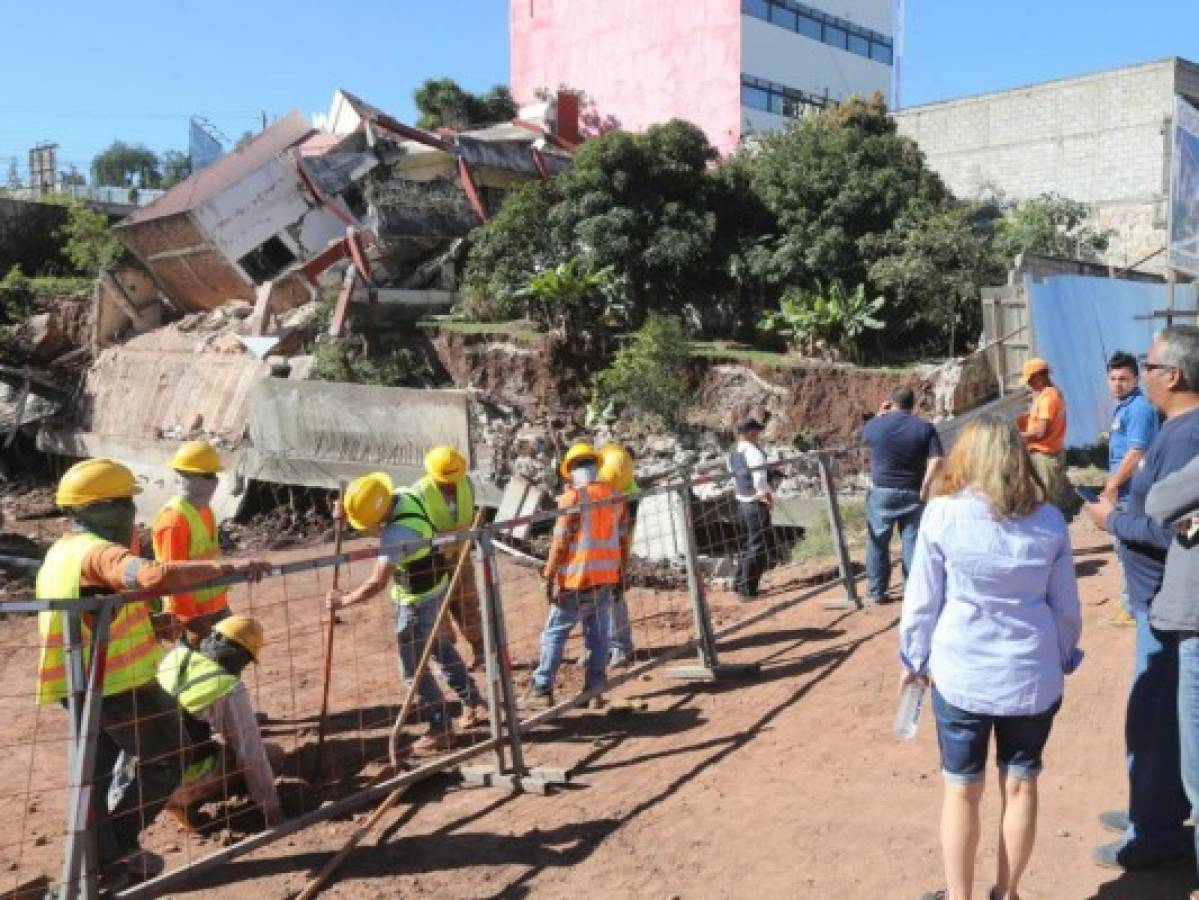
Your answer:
[152,441,231,641]
[36,458,270,888]
[157,615,283,828]
[326,472,485,752]
[598,443,639,668]
[524,443,627,709]
[1017,358,1071,514]
[412,446,486,670]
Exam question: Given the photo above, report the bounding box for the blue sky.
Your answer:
[1,0,1197,181]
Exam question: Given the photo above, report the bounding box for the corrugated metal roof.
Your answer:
[117,112,313,227]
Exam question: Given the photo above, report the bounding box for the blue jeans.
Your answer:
[395,596,480,728]
[866,487,924,599]
[1177,634,1199,871]
[931,686,1060,784]
[1122,608,1189,852]
[608,586,634,659]
[533,586,612,693]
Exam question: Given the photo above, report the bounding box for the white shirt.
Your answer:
[734,440,771,503]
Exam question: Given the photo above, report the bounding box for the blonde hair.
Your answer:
[934,415,1045,518]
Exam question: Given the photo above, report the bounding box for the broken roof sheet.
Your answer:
[118,112,313,226]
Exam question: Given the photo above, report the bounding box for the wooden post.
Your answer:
[313,481,347,778]
[818,453,864,611]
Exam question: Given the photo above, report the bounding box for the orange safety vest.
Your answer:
[153,497,227,622]
[551,481,624,591]
[36,532,163,705]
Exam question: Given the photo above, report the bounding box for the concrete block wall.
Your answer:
[894,59,1199,269]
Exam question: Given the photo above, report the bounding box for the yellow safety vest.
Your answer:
[387,491,449,606]
[155,497,227,620]
[156,645,239,716]
[36,533,163,705]
[412,475,474,533]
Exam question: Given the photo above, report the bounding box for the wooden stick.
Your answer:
[313,481,347,778]
[296,511,484,900]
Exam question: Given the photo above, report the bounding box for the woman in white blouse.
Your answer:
[900,415,1083,900]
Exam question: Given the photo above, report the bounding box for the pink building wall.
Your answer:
[510,0,744,155]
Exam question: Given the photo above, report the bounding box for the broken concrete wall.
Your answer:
[95,266,162,348]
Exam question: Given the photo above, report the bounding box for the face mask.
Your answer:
[570,463,598,487]
[180,473,218,508]
[72,499,137,547]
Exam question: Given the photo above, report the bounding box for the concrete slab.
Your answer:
[495,475,551,540]
[632,491,686,561]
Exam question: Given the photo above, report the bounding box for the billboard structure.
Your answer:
[28,143,57,196]
[1168,95,1199,277]
[189,117,225,172]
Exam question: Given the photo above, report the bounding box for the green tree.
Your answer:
[993,192,1112,262]
[58,200,122,274]
[515,258,614,339]
[90,141,161,188]
[866,204,1006,356]
[593,314,691,428]
[464,120,730,326]
[461,181,559,320]
[737,94,951,294]
[414,78,517,131]
[160,150,192,189]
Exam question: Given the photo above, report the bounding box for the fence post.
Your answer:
[669,475,757,681]
[473,531,507,779]
[817,452,865,611]
[474,528,528,789]
[58,601,112,900]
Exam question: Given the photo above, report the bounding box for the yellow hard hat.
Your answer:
[56,458,142,507]
[213,615,264,662]
[344,471,395,531]
[559,442,599,478]
[171,441,224,475]
[424,445,467,485]
[598,444,634,491]
[1020,357,1050,385]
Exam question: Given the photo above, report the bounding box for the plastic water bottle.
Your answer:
[893,681,926,740]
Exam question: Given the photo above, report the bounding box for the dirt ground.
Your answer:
[1,517,1193,899]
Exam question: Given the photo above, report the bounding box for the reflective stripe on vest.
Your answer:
[156,645,239,715]
[157,497,227,619]
[413,475,474,533]
[36,533,163,705]
[388,491,449,606]
[553,482,624,590]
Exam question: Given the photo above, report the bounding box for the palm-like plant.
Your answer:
[760,280,884,360]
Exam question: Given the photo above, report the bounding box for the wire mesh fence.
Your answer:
[0,449,865,899]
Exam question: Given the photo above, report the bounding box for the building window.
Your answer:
[741,84,772,111]
[742,0,769,19]
[238,235,297,282]
[741,74,832,120]
[796,13,821,41]
[742,0,894,66]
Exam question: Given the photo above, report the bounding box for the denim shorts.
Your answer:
[931,686,1061,785]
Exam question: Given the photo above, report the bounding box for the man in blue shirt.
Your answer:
[1085,326,1199,870]
[1104,351,1160,503]
[860,387,943,604]
[1103,351,1160,628]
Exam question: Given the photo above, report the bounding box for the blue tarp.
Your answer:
[1027,275,1199,448]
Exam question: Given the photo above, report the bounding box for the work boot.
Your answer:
[520,684,554,711]
[413,727,455,754]
[459,703,487,730]
[469,644,487,672]
[163,800,199,832]
[121,848,165,882]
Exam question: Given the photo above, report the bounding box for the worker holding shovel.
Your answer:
[326,472,485,752]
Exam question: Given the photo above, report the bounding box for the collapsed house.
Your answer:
[37,89,579,521]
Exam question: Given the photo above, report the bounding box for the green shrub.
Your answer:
[759,281,883,360]
[310,341,423,386]
[593,314,691,428]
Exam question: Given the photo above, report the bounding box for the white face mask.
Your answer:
[180,473,219,508]
[570,463,598,487]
